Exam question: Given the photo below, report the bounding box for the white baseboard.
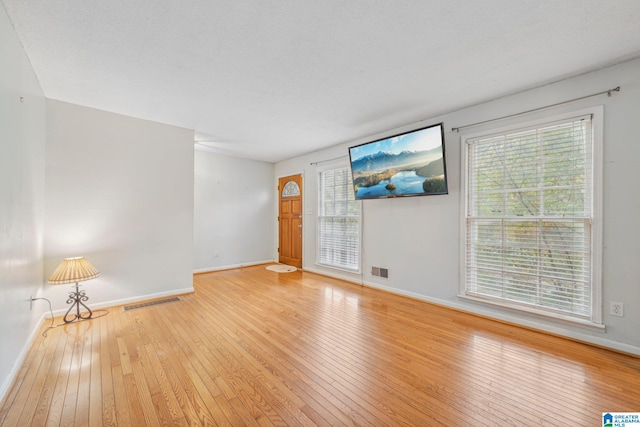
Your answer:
[0,310,48,404]
[193,259,274,274]
[360,279,640,357]
[1,286,195,404]
[48,287,195,317]
[300,268,640,357]
[5,273,636,407]
[302,265,364,285]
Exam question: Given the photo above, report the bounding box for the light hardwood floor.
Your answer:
[1,265,638,426]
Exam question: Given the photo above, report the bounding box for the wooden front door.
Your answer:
[278,174,303,268]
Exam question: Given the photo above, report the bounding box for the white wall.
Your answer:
[276,58,640,354]
[0,5,46,398]
[194,148,274,271]
[43,100,195,310]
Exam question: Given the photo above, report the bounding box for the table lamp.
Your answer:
[48,256,100,323]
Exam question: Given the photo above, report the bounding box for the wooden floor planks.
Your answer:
[1,265,638,426]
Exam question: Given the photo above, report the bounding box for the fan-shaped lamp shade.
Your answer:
[48,257,100,284]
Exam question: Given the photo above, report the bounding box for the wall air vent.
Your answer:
[371,267,389,279]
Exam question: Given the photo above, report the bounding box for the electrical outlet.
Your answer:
[214,251,220,257]
[610,301,624,317]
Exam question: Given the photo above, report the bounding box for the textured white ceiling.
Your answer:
[3,0,640,162]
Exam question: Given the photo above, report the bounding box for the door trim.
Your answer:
[277,173,303,268]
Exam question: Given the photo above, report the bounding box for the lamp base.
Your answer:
[63,282,93,323]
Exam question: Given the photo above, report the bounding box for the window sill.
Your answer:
[314,262,360,275]
[458,293,605,332]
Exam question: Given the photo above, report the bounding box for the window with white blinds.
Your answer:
[462,110,602,324]
[318,167,360,272]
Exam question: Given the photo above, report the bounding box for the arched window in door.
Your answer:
[282,180,300,197]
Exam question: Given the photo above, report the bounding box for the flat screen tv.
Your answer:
[348,122,448,200]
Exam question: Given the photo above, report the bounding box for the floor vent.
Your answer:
[123,296,182,311]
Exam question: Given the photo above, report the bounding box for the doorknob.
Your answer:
[298,224,302,228]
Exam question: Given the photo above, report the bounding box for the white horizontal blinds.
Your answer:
[466,115,593,318]
[318,167,360,271]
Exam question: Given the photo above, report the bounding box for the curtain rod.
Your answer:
[451,86,620,133]
[310,155,348,166]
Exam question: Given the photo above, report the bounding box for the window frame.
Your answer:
[459,106,604,328]
[316,160,362,273]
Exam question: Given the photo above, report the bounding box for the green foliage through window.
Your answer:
[464,115,595,320]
